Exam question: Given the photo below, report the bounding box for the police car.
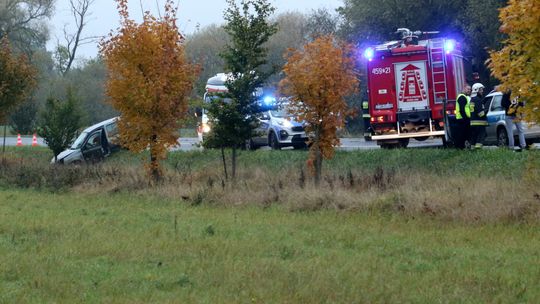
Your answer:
[482,91,540,146]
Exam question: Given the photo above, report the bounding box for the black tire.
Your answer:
[380,143,398,149]
[398,138,409,148]
[293,143,307,150]
[442,137,454,148]
[269,132,281,150]
[415,136,429,142]
[245,139,257,151]
[497,127,509,147]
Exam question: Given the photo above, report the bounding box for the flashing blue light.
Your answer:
[263,96,275,106]
[444,39,455,54]
[363,47,374,61]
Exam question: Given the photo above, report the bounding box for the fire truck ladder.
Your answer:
[429,38,448,104]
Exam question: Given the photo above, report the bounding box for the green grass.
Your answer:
[0,189,539,303]
[1,147,539,301]
[0,126,15,136]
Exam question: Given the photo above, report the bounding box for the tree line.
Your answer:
[1,0,510,133]
[1,0,538,183]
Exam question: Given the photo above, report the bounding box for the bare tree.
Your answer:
[55,0,95,75]
[0,0,54,54]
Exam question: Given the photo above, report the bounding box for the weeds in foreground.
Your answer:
[1,150,539,223]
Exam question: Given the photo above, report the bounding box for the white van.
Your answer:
[52,117,120,164]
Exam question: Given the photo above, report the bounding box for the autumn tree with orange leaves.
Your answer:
[100,0,199,181]
[489,0,540,123]
[280,35,358,185]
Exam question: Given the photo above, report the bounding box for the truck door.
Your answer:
[82,130,105,162]
[394,61,430,112]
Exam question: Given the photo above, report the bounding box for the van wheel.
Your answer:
[269,132,281,150]
[497,128,509,147]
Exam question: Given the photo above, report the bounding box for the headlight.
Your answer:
[202,123,211,133]
[277,120,293,128]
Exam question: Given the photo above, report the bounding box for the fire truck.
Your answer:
[363,28,466,148]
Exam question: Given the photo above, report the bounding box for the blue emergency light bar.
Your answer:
[444,39,455,54]
[363,47,375,61]
[263,96,276,106]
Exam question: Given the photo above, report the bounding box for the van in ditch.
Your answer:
[52,117,120,164]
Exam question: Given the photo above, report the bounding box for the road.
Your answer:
[0,136,453,150]
[3,136,538,151]
[1,136,47,147]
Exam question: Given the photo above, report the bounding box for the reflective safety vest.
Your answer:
[470,97,488,126]
[471,120,488,126]
[362,101,370,118]
[455,94,471,120]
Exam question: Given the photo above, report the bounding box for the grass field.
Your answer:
[1,189,539,303]
[1,147,539,302]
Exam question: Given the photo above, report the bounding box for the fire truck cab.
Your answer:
[363,28,466,148]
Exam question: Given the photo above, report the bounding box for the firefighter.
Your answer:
[454,84,472,149]
[362,100,371,141]
[469,83,487,149]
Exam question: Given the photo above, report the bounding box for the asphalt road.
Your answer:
[0,136,449,150]
[3,136,538,151]
[1,136,47,148]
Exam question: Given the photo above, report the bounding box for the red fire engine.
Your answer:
[363,28,466,148]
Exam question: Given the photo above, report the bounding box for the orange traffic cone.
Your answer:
[32,134,38,147]
[16,134,23,146]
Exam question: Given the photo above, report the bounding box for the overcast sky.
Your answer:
[48,0,343,59]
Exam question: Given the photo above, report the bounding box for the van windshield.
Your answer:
[71,132,88,149]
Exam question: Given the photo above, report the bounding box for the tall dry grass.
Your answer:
[3,151,538,224]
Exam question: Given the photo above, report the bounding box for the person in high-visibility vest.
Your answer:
[362,101,371,140]
[469,83,487,149]
[454,84,472,149]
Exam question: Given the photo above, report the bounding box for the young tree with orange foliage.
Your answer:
[100,0,199,182]
[0,37,36,154]
[489,0,540,123]
[280,35,358,185]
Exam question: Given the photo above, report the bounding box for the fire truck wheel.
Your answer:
[442,137,454,148]
[398,138,409,148]
[379,140,408,149]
